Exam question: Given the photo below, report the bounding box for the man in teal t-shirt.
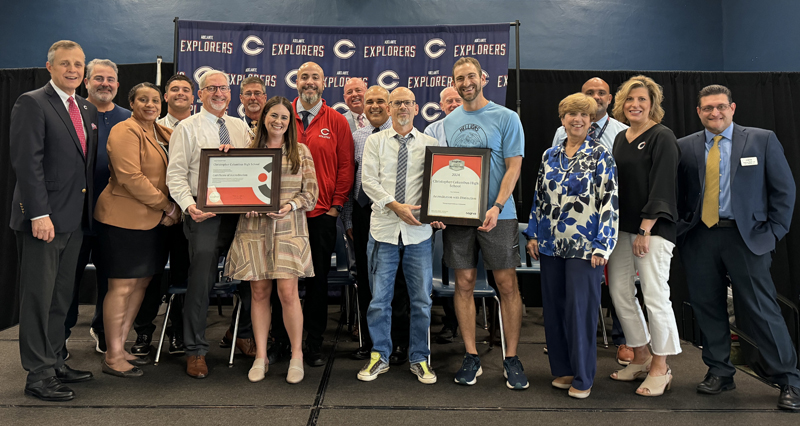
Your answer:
[436,57,526,390]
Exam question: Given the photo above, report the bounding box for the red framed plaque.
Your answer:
[420,147,491,227]
[197,148,282,213]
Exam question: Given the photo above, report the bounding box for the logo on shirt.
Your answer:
[451,123,487,148]
[637,141,646,150]
[319,128,331,139]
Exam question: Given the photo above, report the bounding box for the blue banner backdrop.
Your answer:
[176,20,510,130]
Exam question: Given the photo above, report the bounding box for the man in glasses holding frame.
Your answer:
[167,70,251,379]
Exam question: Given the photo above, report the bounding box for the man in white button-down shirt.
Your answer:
[166,70,251,379]
[356,87,439,385]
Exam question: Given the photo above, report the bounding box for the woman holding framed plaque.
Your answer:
[94,82,180,377]
[523,93,618,398]
[607,75,681,397]
[224,96,318,384]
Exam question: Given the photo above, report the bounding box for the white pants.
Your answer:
[608,232,682,356]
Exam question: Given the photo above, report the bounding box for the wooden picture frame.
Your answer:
[420,147,491,227]
[197,148,282,213]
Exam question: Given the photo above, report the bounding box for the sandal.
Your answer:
[610,355,652,381]
[637,367,672,397]
[248,358,267,382]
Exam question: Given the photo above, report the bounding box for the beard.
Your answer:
[89,86,114,103]
[246,102,262,112]
[396,114,412,126]
[207,98,228,112]
[457,84,480,102]
[301,91,321,105]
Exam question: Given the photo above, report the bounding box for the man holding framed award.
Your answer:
[435,57,526,390]
[356,87,439,384]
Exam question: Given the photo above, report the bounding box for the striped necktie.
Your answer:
[217,117,231,145]
[394,134,411,204]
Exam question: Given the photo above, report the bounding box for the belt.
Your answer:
[712,219,736,228]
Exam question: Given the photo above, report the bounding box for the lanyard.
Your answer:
[591,117,610,143]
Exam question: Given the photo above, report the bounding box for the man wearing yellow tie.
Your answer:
[676,84,800,411]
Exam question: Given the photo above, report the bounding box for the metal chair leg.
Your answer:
[599,305,608,348]
[427,326,431,367]
[354,284,362,347]
[494,296,506,360]
[482,298,489,330]
[229,293,242,367]
[155,294,174,365]
[217,294,223,316]
[344,285,351,327]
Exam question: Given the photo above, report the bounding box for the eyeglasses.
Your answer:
[242,91,265,98]
[700,103,731,113]
[203,85,230,93]
[390,100,416,108]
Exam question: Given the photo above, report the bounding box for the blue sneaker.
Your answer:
[503,356,529,390]
[454,353,482,385]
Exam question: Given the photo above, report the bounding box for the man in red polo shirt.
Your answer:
[268,61,354,367]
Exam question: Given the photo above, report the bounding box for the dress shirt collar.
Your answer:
[49,79,75,106]
[387,126,419,141]
[198,106,225,123]
[593,113,609,128]
[368,117,393,133]
[704,122,734,146]
[295,98,323,118]
[164,113,181,126]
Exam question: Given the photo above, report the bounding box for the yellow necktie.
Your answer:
[702,135,722,228]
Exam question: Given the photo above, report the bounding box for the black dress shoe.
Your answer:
[778,384,800,411]
[131,333,152,356]
[305,342,325,367]
[127,355,151,366]
[435,326,458,344]
[697,373,736,395]
[389,346,408,366]
[267,340,291,365]
[169,334,186,355]
[102,360,144,378]
[24,377,74,401]
[350,346,372,360]
[55,364,93,383]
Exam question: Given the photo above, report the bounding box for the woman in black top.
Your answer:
[607,75,681,397]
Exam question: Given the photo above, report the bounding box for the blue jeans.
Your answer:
[366,234,432,364]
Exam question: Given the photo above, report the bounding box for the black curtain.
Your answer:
[504,69,800,356]
[0,62,173,331]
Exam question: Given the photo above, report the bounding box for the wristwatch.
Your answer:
[333,205,343,213]
[638,228,651,236]
[493,202,505,213]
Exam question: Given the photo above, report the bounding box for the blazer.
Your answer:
[676,123,796,255]
[94,118,173,230]
[9,82,97,234]
[342,109,358,133]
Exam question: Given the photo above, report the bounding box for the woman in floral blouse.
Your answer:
[524,93,618,399]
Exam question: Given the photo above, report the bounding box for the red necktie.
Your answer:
[68,97,87,156]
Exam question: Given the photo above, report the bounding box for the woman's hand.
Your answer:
[591,255,607,268]
[526,239,539,261]
[632,235,650,258]
[267,204,292,219]
[218,144,233,153]
[245,211,261,218]
[160,213,177,227]
[430,221,446,230]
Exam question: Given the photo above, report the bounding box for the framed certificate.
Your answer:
[420,147,491,226]
[197,148,282,213]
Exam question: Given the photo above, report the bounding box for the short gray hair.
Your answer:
[199,70,228,89]
[47,40,83,63]
[240,76,266,93]
[439,87,457,103]
[86,59,119,79]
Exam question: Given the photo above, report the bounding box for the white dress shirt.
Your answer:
[50,79,86,140]
[156,113,182,130]
[361,127,439,245]
[166,107,251,212]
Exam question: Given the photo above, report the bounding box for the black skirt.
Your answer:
[97,222,169,279]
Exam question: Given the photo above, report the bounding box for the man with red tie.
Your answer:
[10,40,97,401]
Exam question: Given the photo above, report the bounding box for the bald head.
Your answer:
[364,85,390,128]
[297,62,324,107]
[389,87,417,128]
[581,77,612,119]
[439,86,462,115]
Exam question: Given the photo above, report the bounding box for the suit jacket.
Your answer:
[94,118,173,230]
[9,82,97,233]
[342,109,358,133]
[676,123,795,255]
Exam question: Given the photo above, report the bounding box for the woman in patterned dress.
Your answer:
[523,93,619,398]
[225,96,318,384]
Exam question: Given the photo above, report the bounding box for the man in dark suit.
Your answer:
[677,84,800,411]
[10,40,97,401]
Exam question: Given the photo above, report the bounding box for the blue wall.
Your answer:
[0,0,795,71]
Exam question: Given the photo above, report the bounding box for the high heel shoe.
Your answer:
[637,367,672,397]
[610,355,652,381]
[248,358,267,382]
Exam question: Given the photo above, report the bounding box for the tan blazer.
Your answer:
[94,118,173,230]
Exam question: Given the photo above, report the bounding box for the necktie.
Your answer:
[217,117,231,145]
[300,111,311,130]
[395,135,410,204]
[702,135,723,228]
[587,122,599,142]
[357,114,366,129]
[67,97,87,155]
[251,120,258,131]
[356,126,382,207]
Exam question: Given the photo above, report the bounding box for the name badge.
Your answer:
[740,157,758,166]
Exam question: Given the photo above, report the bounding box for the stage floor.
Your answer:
[0,305,795,425]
